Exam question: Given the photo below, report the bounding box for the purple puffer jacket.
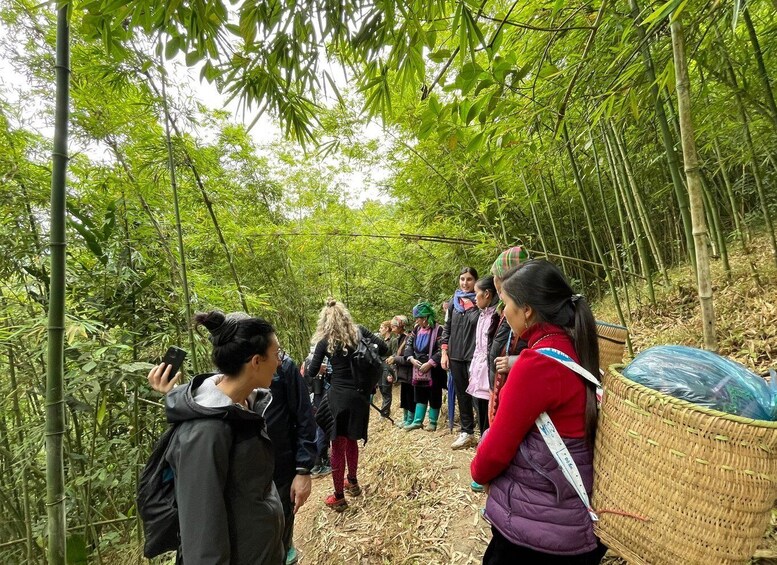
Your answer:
[484,430,598,555]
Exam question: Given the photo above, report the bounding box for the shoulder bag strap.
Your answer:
[532,347,602,522]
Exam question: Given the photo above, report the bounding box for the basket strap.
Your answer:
[534,348,603,523]
[536,348,602,405]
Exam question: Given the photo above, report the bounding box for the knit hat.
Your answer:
[490,246,530,278]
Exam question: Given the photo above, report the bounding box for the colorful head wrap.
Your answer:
[491,246,530,278]
[412,301,436,326]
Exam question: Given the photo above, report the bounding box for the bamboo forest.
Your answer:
[1,0,777,563]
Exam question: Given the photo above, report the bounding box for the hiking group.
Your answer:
[144,245,608,564]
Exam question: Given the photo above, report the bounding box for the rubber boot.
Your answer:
[395,409,411,428]
[404,404,427,431]
[425,408,440,432]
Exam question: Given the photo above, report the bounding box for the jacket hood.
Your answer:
[165,373,272,424]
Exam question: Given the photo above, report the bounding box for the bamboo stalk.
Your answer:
[671,16,717,350]
[718,33,777,269]
[160,56,199,373]
[562,125,632,353]
[628,0,695,273]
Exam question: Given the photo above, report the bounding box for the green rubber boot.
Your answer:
[404,404,427,431]
[395,409,411,428]
[425,408,440,432]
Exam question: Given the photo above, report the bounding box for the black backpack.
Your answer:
[137,424,180,558]
[350,330,384,393]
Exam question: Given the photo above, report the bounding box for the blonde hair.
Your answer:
[311,297,359,355]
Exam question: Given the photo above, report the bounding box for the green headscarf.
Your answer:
[412,301,436,326]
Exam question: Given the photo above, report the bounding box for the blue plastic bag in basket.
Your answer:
[622,345,777,421]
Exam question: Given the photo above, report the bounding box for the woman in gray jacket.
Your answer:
[148,310,285,564]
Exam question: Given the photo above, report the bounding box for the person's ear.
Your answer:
[524,304,535,325]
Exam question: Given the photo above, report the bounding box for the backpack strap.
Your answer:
[533,347,602,523]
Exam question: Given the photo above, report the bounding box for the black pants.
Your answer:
[414,382,443,409]
[473,397,489,436]
[450,359,474,434]
[483,527,607,565]
[276,478,294,554]
[399,382,415,411]
[378,366,393,415]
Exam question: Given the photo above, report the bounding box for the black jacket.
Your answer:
[441,299,480,362]
[391,332,413,384]
[488,315,528,387]
[266,356,317,484]
[165,375,284,565]
[305,326,388,441]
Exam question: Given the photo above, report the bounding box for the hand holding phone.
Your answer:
[148,346,187,395]
[162,346,187,379]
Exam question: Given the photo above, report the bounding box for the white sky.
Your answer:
[0,21,392,207]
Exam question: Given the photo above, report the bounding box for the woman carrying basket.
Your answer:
[471,260,607,564]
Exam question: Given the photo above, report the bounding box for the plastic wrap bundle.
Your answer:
[622,345,776,421]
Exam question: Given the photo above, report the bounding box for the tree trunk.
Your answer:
[603,122,655,305]
[9,345,34,563]
[563,125,631,351]
[46,4,69,563]
[539,174,568,273]
[612,125,670,286]
[160,65,200,373]
[743,9,777,132]
[629,0,695,272]
[521,171,550,257]
[591,129,633,324]
[671,17,717,350]
[719,37,777,269]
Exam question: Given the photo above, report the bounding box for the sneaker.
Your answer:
[451,432,475,450]
[310,464,322,476]
[470,481,485,493]
[313,463,332,478]
[286,546,298,565]
[343,480,362,496]
[325,493,347,511]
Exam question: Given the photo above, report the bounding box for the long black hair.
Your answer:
[500,260,600,445]
[194,310,275,376]
[475,275,500,340]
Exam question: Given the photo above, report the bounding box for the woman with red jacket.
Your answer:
[471,260,606,564]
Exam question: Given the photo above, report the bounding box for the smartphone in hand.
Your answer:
[161,346,187,380]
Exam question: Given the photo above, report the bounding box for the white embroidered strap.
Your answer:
[534,348,602,522]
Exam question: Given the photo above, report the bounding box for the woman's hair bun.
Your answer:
[193,310,226,333]
[326,297,337,307]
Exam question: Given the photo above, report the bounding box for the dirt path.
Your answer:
[293,390,492,564]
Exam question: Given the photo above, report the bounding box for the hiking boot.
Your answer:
[344,480,362,496]
[325,493,347,511]
[451,432,475,450]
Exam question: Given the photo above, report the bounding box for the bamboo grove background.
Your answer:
[0,0,775,560]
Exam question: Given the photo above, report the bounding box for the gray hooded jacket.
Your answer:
[165,374,284,564]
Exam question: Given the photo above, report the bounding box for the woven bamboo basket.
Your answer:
[596,321,629,371]
[593,367,777,564]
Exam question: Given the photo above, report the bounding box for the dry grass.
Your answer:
[294,403,491,565]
